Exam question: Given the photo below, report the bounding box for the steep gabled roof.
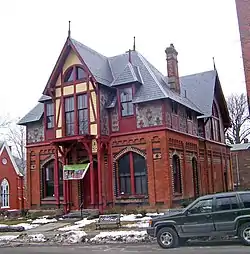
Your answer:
[0,142,23,177]
[20,37,229,126]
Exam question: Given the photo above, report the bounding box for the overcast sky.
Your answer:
[0,0,245,120]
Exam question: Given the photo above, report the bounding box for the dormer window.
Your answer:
[63,66,87,83]
[120,88,133,117]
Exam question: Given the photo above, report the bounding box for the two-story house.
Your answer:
[18,32,233,213]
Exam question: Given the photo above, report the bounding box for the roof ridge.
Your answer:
[127,62,138,81]
[180,69,216,78]
[137,53,168,98]
[70,38,107,59]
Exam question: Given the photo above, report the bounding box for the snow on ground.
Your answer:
[55,231,87,243]
[0,235,19,241]
[14,223,40,230]
[124,222,149,228]
[146,212,164,217]
[120,214,152,222]
[32,217,57,224]
[58,218,98,231]
[90,230,149,243]
[28,234,46,242]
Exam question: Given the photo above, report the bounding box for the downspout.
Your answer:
[235,153,240,189]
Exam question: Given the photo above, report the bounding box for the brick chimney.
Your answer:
[165,43,180,93]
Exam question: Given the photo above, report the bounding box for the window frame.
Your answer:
[77,94,89,135]
[116,152,148,198]
[215,195,240,211]
[172,101,178,115]
[64,96,75,136]
[1,179,10,208]
[119,87,134,117]
[46,102,54,129]
[189,198,213,214]
[63,65,88,84]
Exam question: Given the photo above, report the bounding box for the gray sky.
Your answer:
[0,0,245,119]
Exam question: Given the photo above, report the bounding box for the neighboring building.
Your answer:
[235,0,250,112]
[0,142,24,210]
[18,32,233,213]
[231,142,250,190]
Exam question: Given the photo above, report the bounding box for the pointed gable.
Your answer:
[0,142,23,177]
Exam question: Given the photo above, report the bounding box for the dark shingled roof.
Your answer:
[19,37,228,125]
[18,103,44,125]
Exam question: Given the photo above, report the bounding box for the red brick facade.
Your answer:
[235,0,250,111]
[20,35,233,213]
[0,143,24,210]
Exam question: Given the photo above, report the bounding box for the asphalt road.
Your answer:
[0,244,249,254]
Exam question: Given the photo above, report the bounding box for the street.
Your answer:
[0,244,249,253]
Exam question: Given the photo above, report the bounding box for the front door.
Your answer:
[181,198,215,235]
[212,195,241,232]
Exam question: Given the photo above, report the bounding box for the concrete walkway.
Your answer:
[28,222,70,233]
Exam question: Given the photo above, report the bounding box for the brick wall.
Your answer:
[235,0,250,111]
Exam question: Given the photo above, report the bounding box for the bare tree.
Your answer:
[0,118,26,173]
[226,93,250,144]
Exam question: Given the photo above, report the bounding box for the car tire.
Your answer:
[156,227,179,249]
[239,222,250,246]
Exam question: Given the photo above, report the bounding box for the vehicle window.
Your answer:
[240,193,250,208]
[215,196,239,211]
[189,199,213,214]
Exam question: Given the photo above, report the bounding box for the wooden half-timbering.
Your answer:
[52,50,98,138]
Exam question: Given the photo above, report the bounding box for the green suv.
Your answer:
[147,191,250,248]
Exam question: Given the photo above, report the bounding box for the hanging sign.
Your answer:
[63,163,90,180]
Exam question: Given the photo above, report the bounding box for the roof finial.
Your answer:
[213,57,216,70]
[128,49,132,63]
[68,21,71,38]
[133,36,136,51]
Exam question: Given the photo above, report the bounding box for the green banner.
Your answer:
[63,163,89,171]
[63,163,90,180]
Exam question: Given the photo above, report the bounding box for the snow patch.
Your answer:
[32,217,57,224]
[55,231,87,244]
[0,235,19,241]
[14,223,39,231]
[146,212,164,217]
[90,230,150,243]
[28,234,46,242]
[124,222,149,228]
[58,218,97,231]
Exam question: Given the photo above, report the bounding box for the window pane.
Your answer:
[173,155,182,194]
[190,199,213,214]
[118,154,130,174]
[65,97,74,112]
[78,94,88,109]
[121,102,133,116]
[240,193,250,208]
[64,67,74,82]
[79,109,88,134]
[120,88,132,102]
[133,153,146,173]
[76,67,87,80]
[216,196,239,211]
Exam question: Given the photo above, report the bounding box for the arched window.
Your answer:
[192,157,199,198]
[1,179,10,208]
[116,151,148,196]
[64,66,87,83]
[172,155,182,194]
[64,67,74,82]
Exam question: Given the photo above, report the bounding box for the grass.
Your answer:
[0,219,28,225]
